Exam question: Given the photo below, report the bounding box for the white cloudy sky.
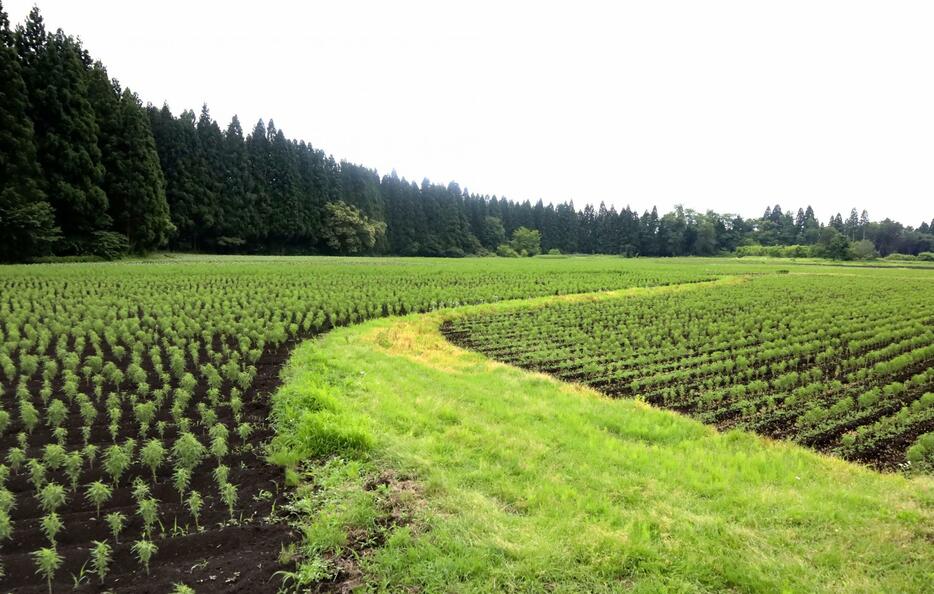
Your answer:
[6,0,933,224]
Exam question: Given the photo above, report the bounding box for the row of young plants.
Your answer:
[0,257,721,591]
[445,272,934,471]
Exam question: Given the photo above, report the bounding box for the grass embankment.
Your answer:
[269,280,934,593]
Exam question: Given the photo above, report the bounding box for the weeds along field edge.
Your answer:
[268,274,934,593]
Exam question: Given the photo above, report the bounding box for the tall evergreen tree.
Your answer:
[195,104,225,242]
[87,62,169,250]
[217,115,256,246]
[16,8,109,244]
[555,202,578,253]
[296,141,340,246]
[0,0,58,261]
[859,209,870,240]
[105,89,173,251]
[246,119,272,247]
[845,208,860,240]
[149,106,217,249]
[86,61,121,172]
[265,122,304,247]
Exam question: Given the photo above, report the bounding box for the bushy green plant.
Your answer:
[83,443,99,469]
[90,230,130,260]
[90,540,112,583]
[0,510,12,542]
[105,511,126,543]
[140,438,166,481]
[38,482,67,513]
[85,481,113,517]
[187,490,203,528]
[6,447,26,472]
[210,434,228,461]
[172,432,206,471]
[237,422,253,441]
[0,488,14,515]
[28,459,47,491]
[32,546,63,594]
[41,444,67,471]
[137,497,159,536]
[40,512,63,544]
[220,482,238,519]
[907,432,934,471]
[20,400,40,433]
[213,463,229,489]
[131,477,151,502]
[63,451,84,492]
[173,467,191,502]
[102,444,132,486]
[131,539,158,574]
[45,399,68,429]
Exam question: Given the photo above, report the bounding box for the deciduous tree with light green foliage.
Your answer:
[320,201,386,255]
[509,226,541,256]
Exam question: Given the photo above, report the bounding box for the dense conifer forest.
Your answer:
[1,3,932,262]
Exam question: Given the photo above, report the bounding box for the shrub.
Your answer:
[907,432,934,471]
[849,240,877,260]
[90,231,130,261]
[496,244,519,258]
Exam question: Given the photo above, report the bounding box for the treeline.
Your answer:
[0,4,171,261]
[1,3,932,262]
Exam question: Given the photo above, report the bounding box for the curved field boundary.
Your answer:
[441,271,934,470]
[270,278,934,593]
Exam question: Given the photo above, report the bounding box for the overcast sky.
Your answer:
[6,1,933,224]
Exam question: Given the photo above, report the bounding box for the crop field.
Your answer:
[444,271,934,470]
[0,256,727,592]
[0,256,932,592]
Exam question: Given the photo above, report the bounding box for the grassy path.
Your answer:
[270,278,934,593]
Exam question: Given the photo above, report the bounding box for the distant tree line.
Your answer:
[1,4,932,262]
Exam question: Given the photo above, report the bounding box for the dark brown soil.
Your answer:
[0,341,298,593]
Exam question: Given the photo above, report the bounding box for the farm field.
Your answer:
[0,256,733,592]
[444,270,934,471]
[0,256,931,592]
[269,280,934,593]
